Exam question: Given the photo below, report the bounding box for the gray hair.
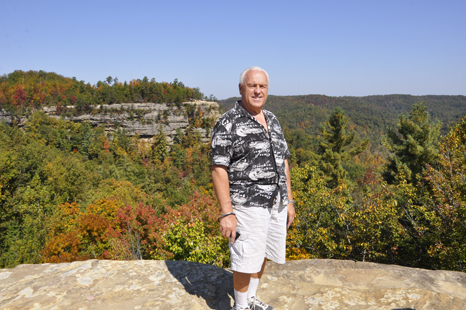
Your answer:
[239,66,270,86]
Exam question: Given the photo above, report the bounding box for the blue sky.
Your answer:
[1,0,465,99]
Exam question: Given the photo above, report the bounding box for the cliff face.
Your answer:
[1,259,466,310]
[0,101,221,144]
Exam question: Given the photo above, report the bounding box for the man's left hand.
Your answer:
[287,203,295,228]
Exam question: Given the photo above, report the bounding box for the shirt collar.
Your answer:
[235,100,249,116]
[235,100,272,131]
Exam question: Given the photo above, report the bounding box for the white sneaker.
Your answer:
[248,297,274,310]
[231,306,251,310]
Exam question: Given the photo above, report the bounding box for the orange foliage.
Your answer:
[42,199,121,263]
[108,192,221,261]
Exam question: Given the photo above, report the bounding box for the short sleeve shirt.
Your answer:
[210,101,290,208]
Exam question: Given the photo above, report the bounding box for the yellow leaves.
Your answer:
[286,246,311,261]
[289,162,410,263]
[87,198,121,220]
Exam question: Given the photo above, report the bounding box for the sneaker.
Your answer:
[231,306,250,310]
[248,297,274,310]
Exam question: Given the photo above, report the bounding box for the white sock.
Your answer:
[234,289,248,309]
[247,277,260,300]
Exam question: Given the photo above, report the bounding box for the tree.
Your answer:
[395,116,466,271]
[151,125,169,162]
[313,107,368,187]
[287,165,353,259]
[383,103,441,185]
[288,163,410,265]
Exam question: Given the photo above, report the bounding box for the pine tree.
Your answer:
[313,107,368,188]
[151,124,169,162]
[382,103,441,185]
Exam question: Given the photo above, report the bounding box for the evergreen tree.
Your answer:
[382,103,441,185]
[151,125,169,162]
[313,107,368,188]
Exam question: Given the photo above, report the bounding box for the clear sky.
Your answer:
[1,0,465,100]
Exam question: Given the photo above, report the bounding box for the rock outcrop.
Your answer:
[1,259,466,310]
[0,101,222,144]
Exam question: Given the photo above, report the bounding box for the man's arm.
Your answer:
[285,159,295,228]
[211,165,237,243]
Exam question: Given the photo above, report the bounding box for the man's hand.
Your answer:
[287,203,295,228]
[219,214,237,243]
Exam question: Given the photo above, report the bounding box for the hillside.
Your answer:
[0,70,208,115]
[219,94,466,139]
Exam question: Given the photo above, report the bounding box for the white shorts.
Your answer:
[229,193,288,273]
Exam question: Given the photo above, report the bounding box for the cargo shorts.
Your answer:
[229,193,287,273]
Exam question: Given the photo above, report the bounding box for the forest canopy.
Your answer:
[0,70,209,116]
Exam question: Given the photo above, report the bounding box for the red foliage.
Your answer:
[42,191,220,262]
[13,87,27,107]
[103,139,109,153]
[109,192,220,260]
[358,167,378,187]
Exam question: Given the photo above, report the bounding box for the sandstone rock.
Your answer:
[0,101,221,144]
[1,259,466,310]
[262,259,466,310]
[0,260,233,310]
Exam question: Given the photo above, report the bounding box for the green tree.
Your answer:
[151,125,169,162]
[288,163,410,265]
[421,116,466,271]
[287,165,353,259]
[383,103,441,185]
[392,116,466,271]
[314,107,368,187]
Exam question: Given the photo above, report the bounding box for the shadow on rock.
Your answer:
[165,260,234,310]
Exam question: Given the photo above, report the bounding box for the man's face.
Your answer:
[239,70,268,114]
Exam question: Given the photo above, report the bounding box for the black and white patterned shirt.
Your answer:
[210,101,290,208]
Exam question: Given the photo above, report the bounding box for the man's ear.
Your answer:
[238,83,243,96]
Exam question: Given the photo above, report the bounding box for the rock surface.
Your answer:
[1,259,466,310]
[0,101,222,144]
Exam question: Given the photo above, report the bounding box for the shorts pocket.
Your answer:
[229,232,248,258]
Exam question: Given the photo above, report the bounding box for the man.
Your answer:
[211,66,295,310]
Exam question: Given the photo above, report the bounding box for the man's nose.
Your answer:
[254,86,261,93]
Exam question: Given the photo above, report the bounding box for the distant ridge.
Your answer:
[219,94,466,138]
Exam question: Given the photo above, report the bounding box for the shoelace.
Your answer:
[252,297,270,310]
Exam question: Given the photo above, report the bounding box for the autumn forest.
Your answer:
[1,70,466,273]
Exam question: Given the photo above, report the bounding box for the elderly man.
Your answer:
[210,66,295,310]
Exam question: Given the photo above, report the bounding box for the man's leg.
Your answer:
[234,259,267,310]
[248,257,266,299]
[233,271,251,309]
[230,206,270,309]
[233,271,252,292]
[247,195,286,310]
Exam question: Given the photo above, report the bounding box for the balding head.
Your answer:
[239,66,270,86]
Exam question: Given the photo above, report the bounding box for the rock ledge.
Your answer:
[1,259,466,310]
